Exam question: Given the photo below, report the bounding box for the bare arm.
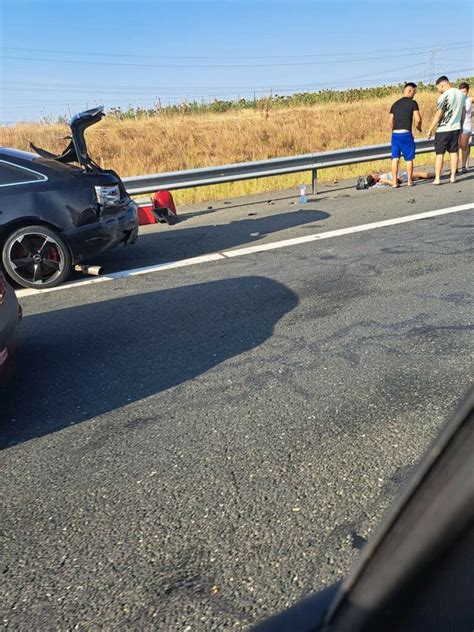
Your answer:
[427,110,443,139]
[389,112,394,131]
[413,110,422,133]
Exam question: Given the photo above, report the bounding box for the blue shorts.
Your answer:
[391,132,415,161]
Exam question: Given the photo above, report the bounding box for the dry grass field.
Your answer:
[0,92,442,204]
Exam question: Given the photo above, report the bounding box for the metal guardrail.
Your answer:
[123,138,473,196]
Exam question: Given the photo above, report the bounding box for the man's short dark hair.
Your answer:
[436,75,449,85]
[405,82,417,89]
[459,81,470,90]
[366,175,376,187]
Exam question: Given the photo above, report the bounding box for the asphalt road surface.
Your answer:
[1,174,473,630]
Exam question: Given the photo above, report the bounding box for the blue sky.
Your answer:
[1,0,473,122]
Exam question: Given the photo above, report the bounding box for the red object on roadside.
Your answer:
[137,190,177,226]
[152,190,177,216]
[137,204,156,225]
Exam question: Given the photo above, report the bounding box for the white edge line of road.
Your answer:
[15,202,474,298]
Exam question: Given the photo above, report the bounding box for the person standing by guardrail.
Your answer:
[458,81,472,173]
[427,76,466,184]
[389,82,422,187]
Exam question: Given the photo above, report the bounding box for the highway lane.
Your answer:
[16,169,474,298]
[91,171,474,272]
[1,180,473,630]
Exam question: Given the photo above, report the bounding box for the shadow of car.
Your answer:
[0,275,299,448]
[0,107,138,289]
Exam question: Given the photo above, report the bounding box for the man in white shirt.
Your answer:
[427,76,466,184]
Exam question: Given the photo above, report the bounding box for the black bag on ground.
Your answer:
[356,176,369,190]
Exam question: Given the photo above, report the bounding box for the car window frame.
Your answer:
[0,159,48,188]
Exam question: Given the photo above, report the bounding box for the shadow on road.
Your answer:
[96,209,330,273]
[0,276,298,449]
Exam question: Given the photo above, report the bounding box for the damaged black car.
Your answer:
[0,107,138,289]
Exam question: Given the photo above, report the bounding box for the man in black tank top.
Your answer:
[389,83,422,186]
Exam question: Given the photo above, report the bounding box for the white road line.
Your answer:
[15,203,474,298]
[15,253,226,297]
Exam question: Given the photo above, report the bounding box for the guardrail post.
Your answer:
[311,168,318,195]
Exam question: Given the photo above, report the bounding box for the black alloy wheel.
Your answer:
[2,225,72,289]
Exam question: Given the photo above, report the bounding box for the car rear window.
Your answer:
[35,157,83,175]
[0,160,47,186]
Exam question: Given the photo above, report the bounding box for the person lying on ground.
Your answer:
[366,170,435,187]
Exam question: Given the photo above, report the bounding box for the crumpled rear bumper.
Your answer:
[63,200,138,263]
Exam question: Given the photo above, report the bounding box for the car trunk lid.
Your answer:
[30,106,105,171]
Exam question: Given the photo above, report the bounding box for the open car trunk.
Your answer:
[30,106,105,171]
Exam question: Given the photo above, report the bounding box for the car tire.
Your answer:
[2,224,72,289]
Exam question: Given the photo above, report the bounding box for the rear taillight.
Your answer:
[94,184,121,207]
[0,274,7,304]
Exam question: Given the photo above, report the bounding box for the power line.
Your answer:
[4,41,472,60]
[2,62,427,95]
[5,67,472,111]
[2,56,469,95]
[2,45,472,69]
[1,63,428,105]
